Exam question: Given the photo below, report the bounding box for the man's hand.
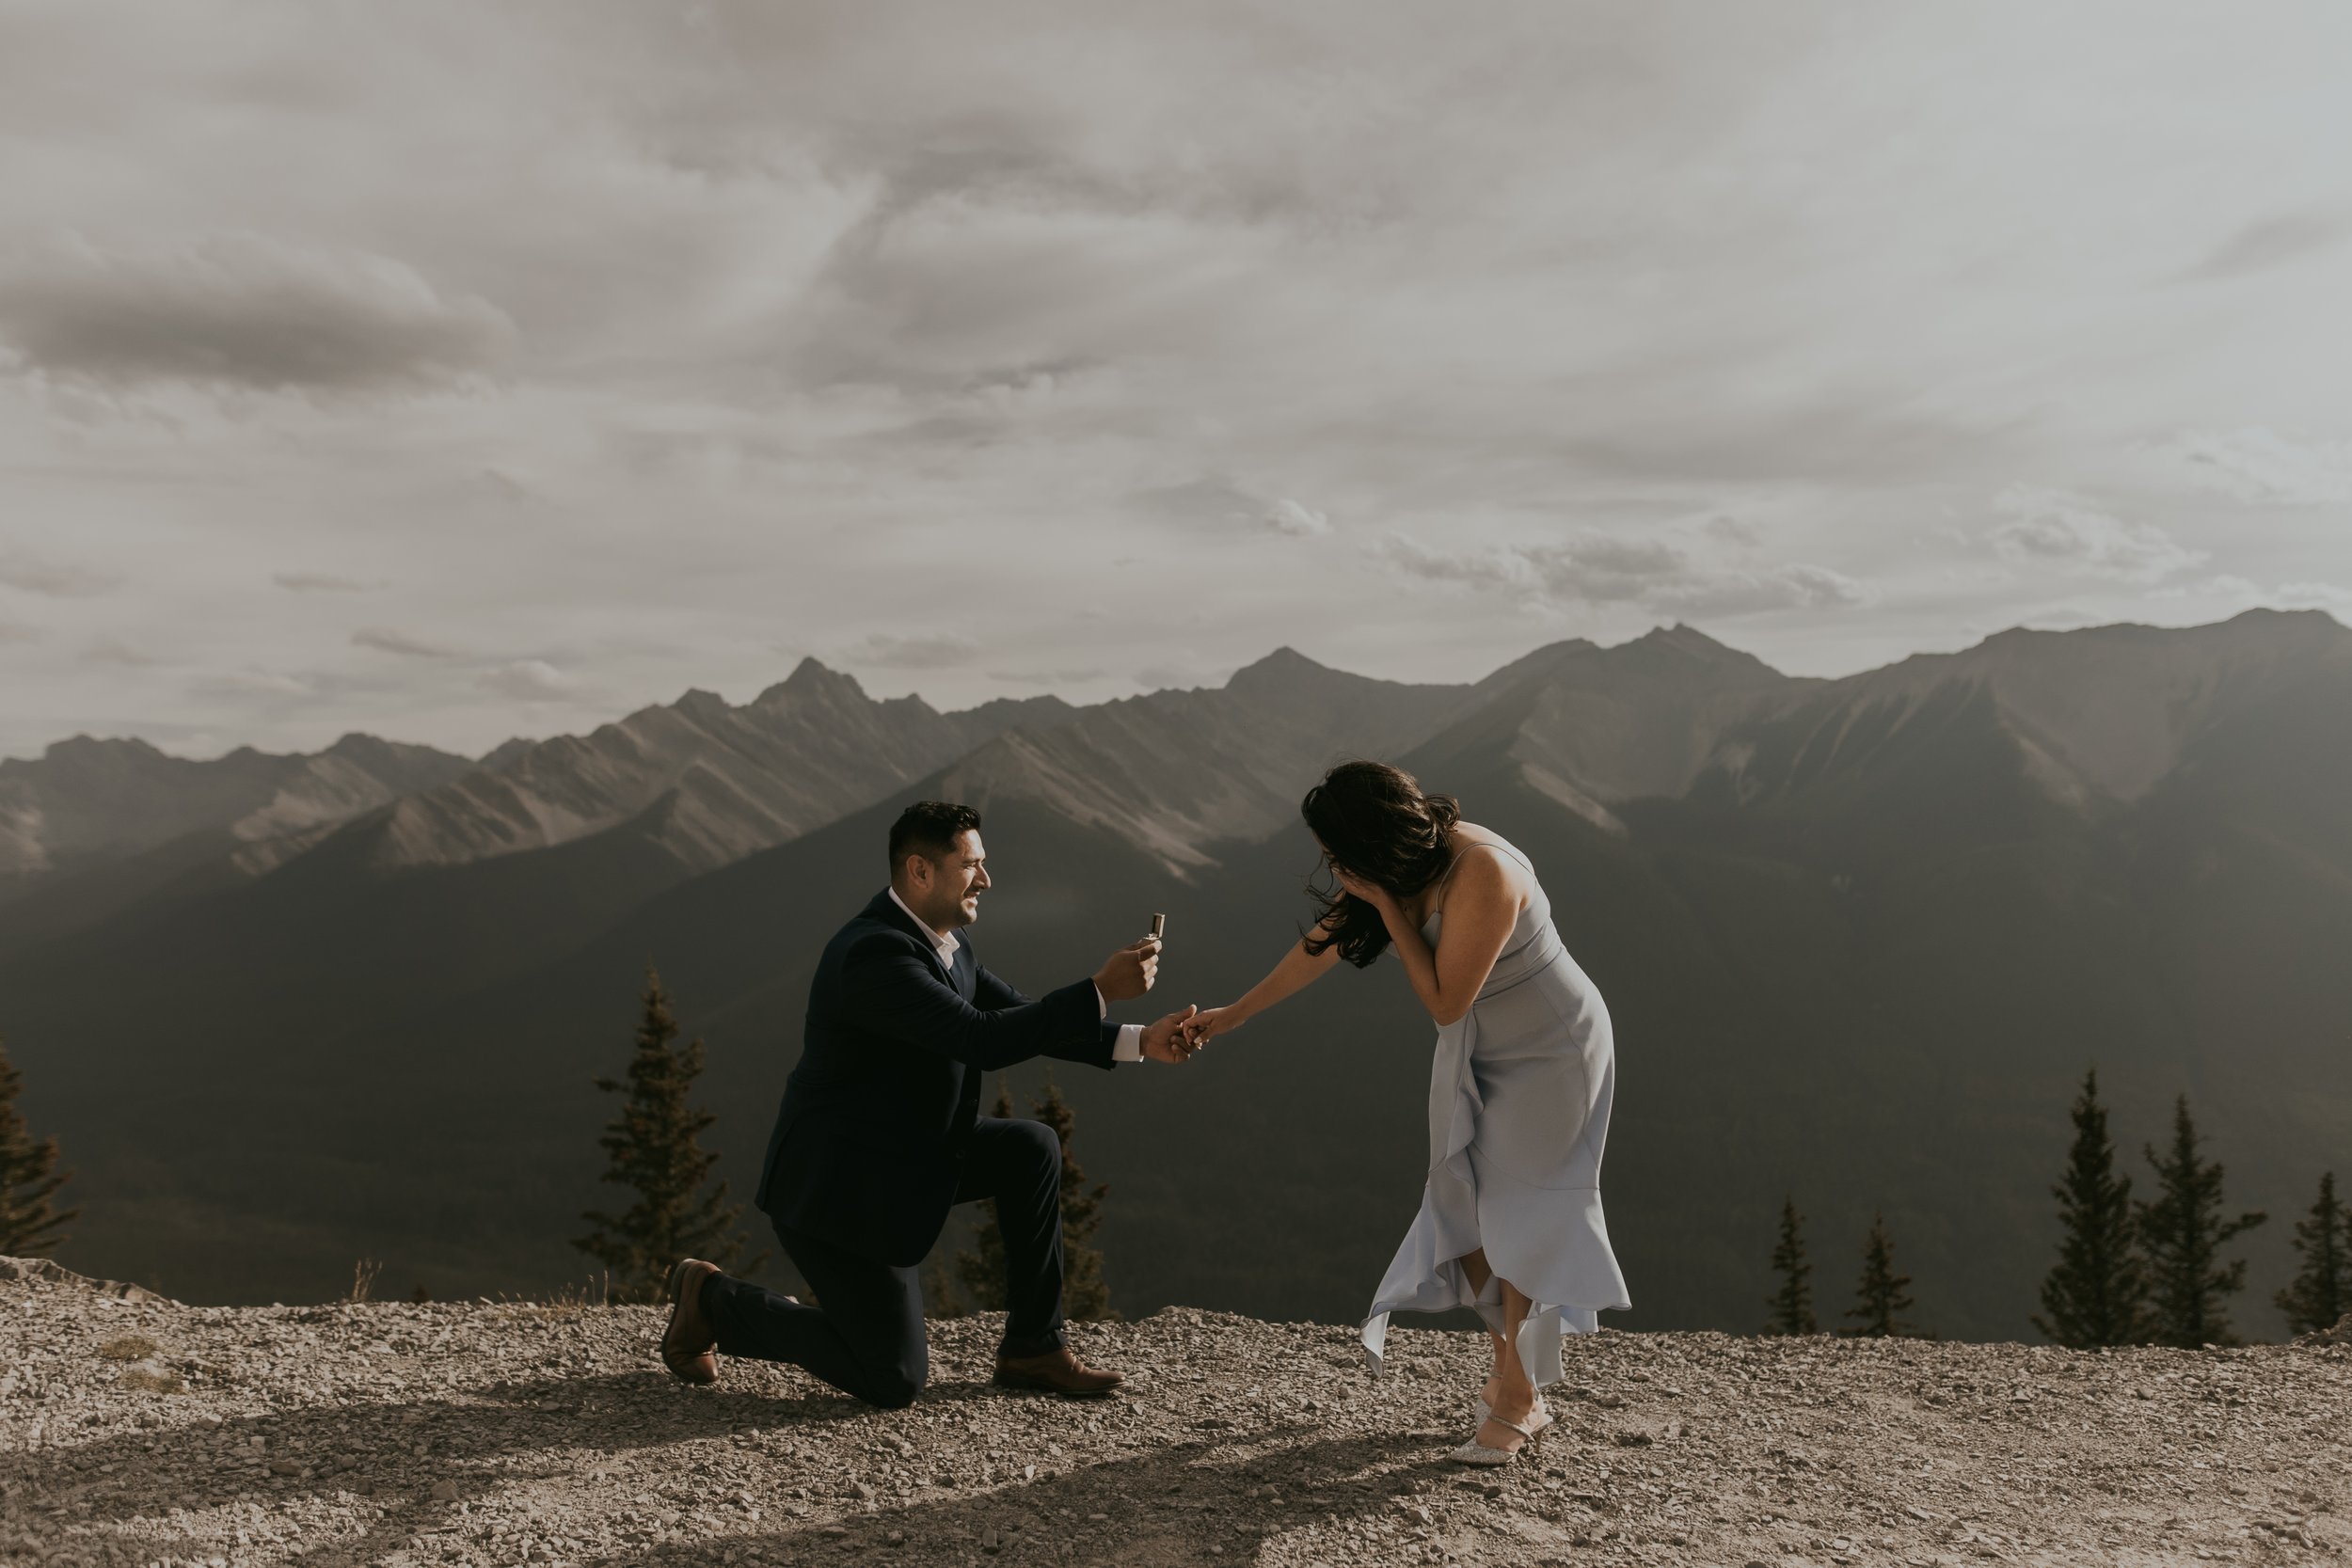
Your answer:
[1094,936,1160,1002]
[1141,1005,1200,1063]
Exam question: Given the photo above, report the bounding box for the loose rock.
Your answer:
[2,1262,2344,1564]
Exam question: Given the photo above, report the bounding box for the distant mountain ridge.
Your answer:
[0,732,475,892]
[337,659,1077,877]
[937,646,1473,873]
[19,610,2336,906]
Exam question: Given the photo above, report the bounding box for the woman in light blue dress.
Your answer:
[1186,760,1629,1465]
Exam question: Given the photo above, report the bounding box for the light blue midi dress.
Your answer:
[1361,836,1631,1386]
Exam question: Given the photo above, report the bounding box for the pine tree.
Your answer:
[2276,1171,2351,1337]
[1764,1196,1819,1336]
[0,1037,77,1258]
[572,969,756,1302]
[1844,1212,1922,1338]
[951,1085,1016,1312]
[1030,1079,1119,1323]
[949,1079,1119,1321]
[2033,1069,2149,1347]
[2136,1095,2265,1348]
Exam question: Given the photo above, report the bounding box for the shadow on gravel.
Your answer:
[18,1369,896,1561]
[585,1427,1439,1567]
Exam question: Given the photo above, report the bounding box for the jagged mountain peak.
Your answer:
[1474,627,1788,701]
[1223,644,1335,689]
[1624,622,1785,673]
[1471,638,1603,693]
[320,732,469,768]
[1415,626,1808,809]
[35,734,171,765]
[477,736,536,771]
[320,655,1044,878]
[670,688,732,724]
[758,657,868,707]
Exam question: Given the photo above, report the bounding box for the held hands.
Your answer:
[1141,1005,1200,1063]
[1094,930,1234,1066]
[1177,1005,1243,1050]
[1094,936,1161,1002]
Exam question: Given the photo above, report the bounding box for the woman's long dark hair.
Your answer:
[1299,760,1461,967]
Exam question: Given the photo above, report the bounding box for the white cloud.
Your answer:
[1375,531,1865,618]
[0,548,120,598]
[1705,514,1764,546]
[2157,428,2352,507]
[477,660,571,701]
[2277,580,2352,608]
[1131,477,1334,538]
[196,670,314,697]
[352,626,456,658]
[1262,498,1331,537]
[845,633,980,670]
[0,623,39,647]
[2149,574,2262,603]
[0,231,516,394]
[1373,532,1534,593]
[1651,563,1867,617]
[1989,486,2206,583]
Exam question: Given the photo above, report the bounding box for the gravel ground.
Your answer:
[4,1257,2347,1567]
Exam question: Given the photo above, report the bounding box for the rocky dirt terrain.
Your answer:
[4,1258,2346,1567]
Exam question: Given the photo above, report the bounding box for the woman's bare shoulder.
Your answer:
[1434,825,1529,911]
[1450,824,1521,869]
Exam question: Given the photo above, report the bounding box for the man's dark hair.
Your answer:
[888,801,982,877]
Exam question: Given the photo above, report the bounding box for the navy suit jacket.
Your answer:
[756,890,1120,1266]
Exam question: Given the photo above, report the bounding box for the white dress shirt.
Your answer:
[888,888,1144,1062]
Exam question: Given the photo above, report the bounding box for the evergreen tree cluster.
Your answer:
[2031,1072,2291,1349]
[1763,1196,1928,1338]
[12,958,2341,1345]
[931,1078,1120,1323]
[1765,1072,2340,1347]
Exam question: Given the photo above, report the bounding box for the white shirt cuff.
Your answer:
[1112,1023,1144,1063]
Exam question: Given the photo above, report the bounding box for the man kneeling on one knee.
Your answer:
[659,800,1200,1404]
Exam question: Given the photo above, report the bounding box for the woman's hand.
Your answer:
[1182,1005,1246,1047]
[1332,866,1405,927]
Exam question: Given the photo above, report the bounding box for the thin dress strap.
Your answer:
[1435,838,1522,891]
[1427,838,1522,918]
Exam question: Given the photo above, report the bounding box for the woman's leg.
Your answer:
[1456,1249,1520,1421]
[1476,1275,1540,1451]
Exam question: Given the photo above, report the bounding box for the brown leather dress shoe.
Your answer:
[660,1259,721,1386]
[993,1345,1123,1397]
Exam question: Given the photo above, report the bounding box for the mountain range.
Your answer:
[3,609,2346,1342]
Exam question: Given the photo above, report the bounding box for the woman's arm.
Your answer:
[1339,848,1518,1027]
[1187,921,1345,1041]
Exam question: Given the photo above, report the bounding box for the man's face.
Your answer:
[908,829,991,930]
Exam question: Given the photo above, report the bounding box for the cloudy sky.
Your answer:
[3,1,2349,760]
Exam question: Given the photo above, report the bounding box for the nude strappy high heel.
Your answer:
[1449,1395,1552,1465]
